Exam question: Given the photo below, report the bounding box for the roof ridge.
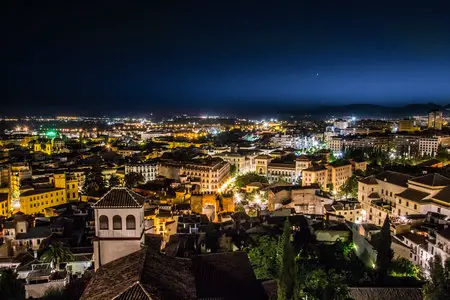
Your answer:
[125,188,144,207]
[92,188,115,208]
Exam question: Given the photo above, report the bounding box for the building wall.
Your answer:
[20,189,67,215]
[330,164,352,191]
[125,163,158,183]
[93,239,141,270]
[302,169,327,188]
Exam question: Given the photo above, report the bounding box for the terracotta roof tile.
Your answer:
[93,187,146,208]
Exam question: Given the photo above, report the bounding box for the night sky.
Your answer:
[4,1,450,116]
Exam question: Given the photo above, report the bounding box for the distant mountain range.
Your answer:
[305,102,450,118]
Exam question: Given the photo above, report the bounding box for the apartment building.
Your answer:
[419,137,439,157]
[302,165,328,188]
[359,172,450,225]
[180,158,230,194]
[324,200,363,223]
[125,161,158,183]
[215,150,258,174]
[358,171,412,225]
[270,134,316,150]
[18,173,79,215]
[327,160,353,191]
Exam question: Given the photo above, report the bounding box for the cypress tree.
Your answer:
[278,219,296,300]
[376,215,392,282]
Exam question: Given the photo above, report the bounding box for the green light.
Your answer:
[45,130,57,138]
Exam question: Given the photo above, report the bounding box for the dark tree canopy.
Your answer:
[234,172,268,188]
[124,172,145,188]
[376,215,393,282]
[0,268,25,300]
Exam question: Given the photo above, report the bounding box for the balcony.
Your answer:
[97,229,138,238]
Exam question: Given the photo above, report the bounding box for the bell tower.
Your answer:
[92,187,145,270]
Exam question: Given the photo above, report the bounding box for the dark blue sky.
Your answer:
[3,1,450,115]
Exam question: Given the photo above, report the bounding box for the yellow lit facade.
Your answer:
[17,173,79,216]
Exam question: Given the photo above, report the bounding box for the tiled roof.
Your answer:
[20,188,64,197]
[417,159,442,167]
[410,173,450,187]
[359,176,378,185]
[114,282,151,300]
[192,252,267,300]
[376,171,413,187]
[348,287,422,300]
[400,232,427,245]
[432,186,450,203]
[16,226,52,240]
[396,188,429,203]
[81,249,147,300]
[93,187,146,208]
[82,245,265,300]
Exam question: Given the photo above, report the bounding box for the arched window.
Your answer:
[113,215,122,230]
[126,215,136,230]
[99,215,109,230]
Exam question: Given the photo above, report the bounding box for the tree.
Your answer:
[248,236,279,280]
[40,243,75,271]
[375,215,393,282]
[339,175,358,199]
[0,268,25,300]
[423,254,450,300]
[278,219,296,300]
[108,175,121,187]
[296,269,352,300]
[390,258,420,279]
[234,172,268,188]
[124,172,145,188]
[82,166,106,196]
[230,164,237,176]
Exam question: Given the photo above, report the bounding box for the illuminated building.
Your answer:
[327,160,353,192]
[125,162,158,182]
[324,200,363,223]
[32,131,66,155]
[17,173,79,215]
[302,165,328,188]
[0,193,9,216]
[428,110,443,130]
[359,172,450,225]
[9,163,32,206]
[180,158,230,194]
[419,137,439,157]
[216,150,258,174]
[334,120,349,130]
[398,119,419,132]
[92,187,146,270]
[270,134,316,150]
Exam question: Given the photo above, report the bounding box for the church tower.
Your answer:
[92,187,145,270]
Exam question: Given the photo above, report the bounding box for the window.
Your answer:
[99,215,109,230]
[126,215,136,230]
[414,204,417,210]
[113,215,122,230]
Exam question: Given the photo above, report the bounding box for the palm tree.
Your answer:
[40,243,75,271]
